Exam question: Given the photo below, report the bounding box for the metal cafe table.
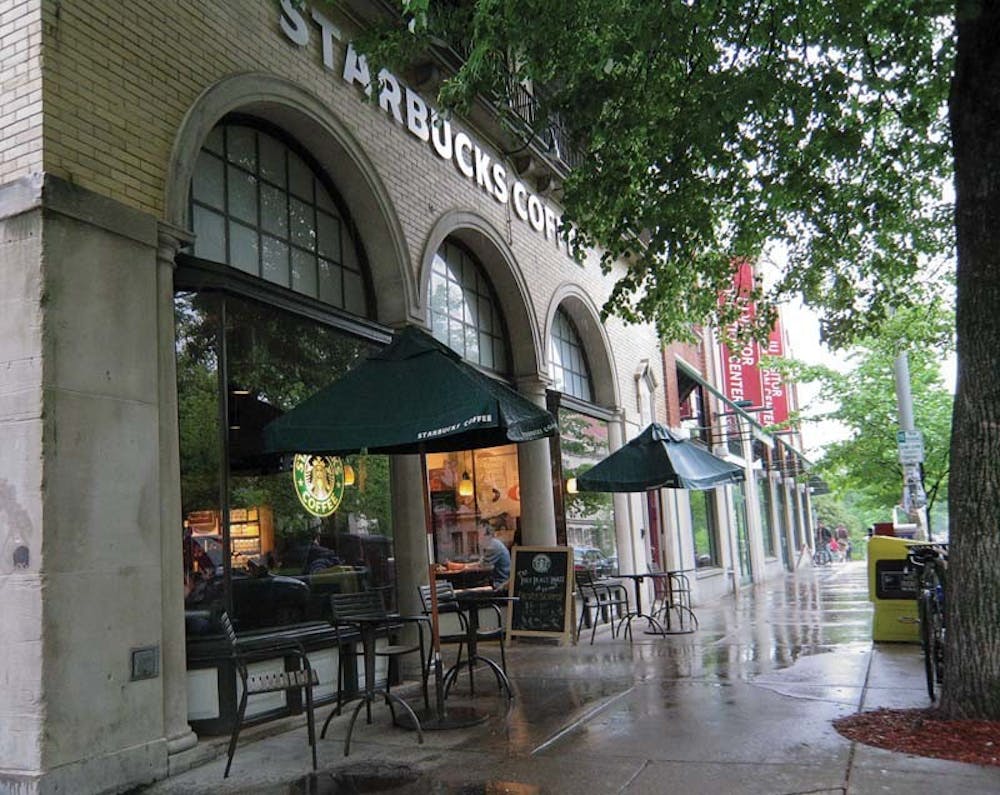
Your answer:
[320,593,428,755]
[650,568,699,634]
[611,572,668,636]
[444,588,516,699]
[613,570,698,636]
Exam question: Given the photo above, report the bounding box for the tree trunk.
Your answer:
[944,0,1000,719]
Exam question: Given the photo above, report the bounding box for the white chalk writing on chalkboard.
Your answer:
[508,547,573,640]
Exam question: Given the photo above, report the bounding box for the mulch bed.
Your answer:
[834,707,1000,767]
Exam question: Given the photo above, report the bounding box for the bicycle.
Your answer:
[907,543,948,700]
[812,544,832,566]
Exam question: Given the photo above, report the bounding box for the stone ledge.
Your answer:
[0,173,158,248]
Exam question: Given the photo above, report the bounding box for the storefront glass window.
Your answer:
[177,291,391,635]
[549,310,593,401]
[429,240,508,373]
[177,292,223,597]
[691,490,720,568]
[425,446,520,588]
[757,472,776,557]
[560,409,616,575]
[190,120,370,317]
[733,482,752,582]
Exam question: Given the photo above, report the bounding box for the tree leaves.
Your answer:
[356,0,954,347]
[779,303,953,519]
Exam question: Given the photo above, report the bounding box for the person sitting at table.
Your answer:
[479,522,510,590]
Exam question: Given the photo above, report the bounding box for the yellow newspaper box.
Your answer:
[867,535,920,642]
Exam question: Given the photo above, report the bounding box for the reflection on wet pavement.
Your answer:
[149,562,957,795]
[483,562,877,756]
[286,764,543,794]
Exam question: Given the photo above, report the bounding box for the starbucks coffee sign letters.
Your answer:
[278,0,567,250]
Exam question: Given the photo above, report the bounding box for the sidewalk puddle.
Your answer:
[287,764,542,794]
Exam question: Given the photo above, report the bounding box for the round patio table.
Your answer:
[443,589,516,699]
[611,572,670,636]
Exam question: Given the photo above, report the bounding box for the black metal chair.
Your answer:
[418,581,468,676]
[419,581,509,695]
[576,568,632,644]
[320,590,428,751]
[221,612,318,778]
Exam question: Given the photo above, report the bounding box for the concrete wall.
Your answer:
[41,178,165,786]
[0,175,167,792]
[0,176,46,783]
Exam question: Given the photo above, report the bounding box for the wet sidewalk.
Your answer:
[140,561,1000,794]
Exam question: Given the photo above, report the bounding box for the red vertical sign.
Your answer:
[759,322,789,427]
[719,261,764,409]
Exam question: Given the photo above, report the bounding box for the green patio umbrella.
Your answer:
[263,325,557,728]
[263,325,555,455]
[576,423,743,636]
[576,422,744,493]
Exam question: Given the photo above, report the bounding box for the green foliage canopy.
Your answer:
[359,0,955,348]
[778,304,953,523]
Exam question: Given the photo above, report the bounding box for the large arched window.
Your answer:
[189,119,370,317]
[428,240,509,373]
[549,308,594,401]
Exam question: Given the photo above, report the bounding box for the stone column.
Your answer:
[156,224,198,756]
[801,483,815,547]
[390,454,428,620]
[740,425,765,583]
[608,412,638,574]
[795,482,809,551]
[515,376,556,546]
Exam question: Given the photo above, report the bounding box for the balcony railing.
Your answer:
[421,23,583,173]
[500,73,583,171]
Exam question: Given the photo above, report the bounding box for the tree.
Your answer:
[347,0,999,718]
[780,305,953,533]
[946,0,1000,720]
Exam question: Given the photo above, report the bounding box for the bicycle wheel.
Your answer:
[918,590,936,700]
[927,566,946,687]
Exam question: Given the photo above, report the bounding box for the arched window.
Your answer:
[428,240,509,373]
[189,120,370,317]
[550,309,593,401]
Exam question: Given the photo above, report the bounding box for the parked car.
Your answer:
[185,568,310,633]
[574,546,617,577]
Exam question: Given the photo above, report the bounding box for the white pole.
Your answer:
[893,351,930,540]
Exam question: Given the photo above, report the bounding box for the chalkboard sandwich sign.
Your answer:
[507,546,574,643]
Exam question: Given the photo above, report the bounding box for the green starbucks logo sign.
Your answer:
[292,454,345,517]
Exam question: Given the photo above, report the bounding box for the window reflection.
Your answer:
[549,310,593,401]
[757,471,776,557]
[189,121,368,315]
[560,409,616,576]
[691,490,720,568]
[176,292,393,636]
[429,240,508,373]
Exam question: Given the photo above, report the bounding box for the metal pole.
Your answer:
[893,351,930,540]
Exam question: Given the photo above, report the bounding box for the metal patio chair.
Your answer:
[221,612,318,778]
